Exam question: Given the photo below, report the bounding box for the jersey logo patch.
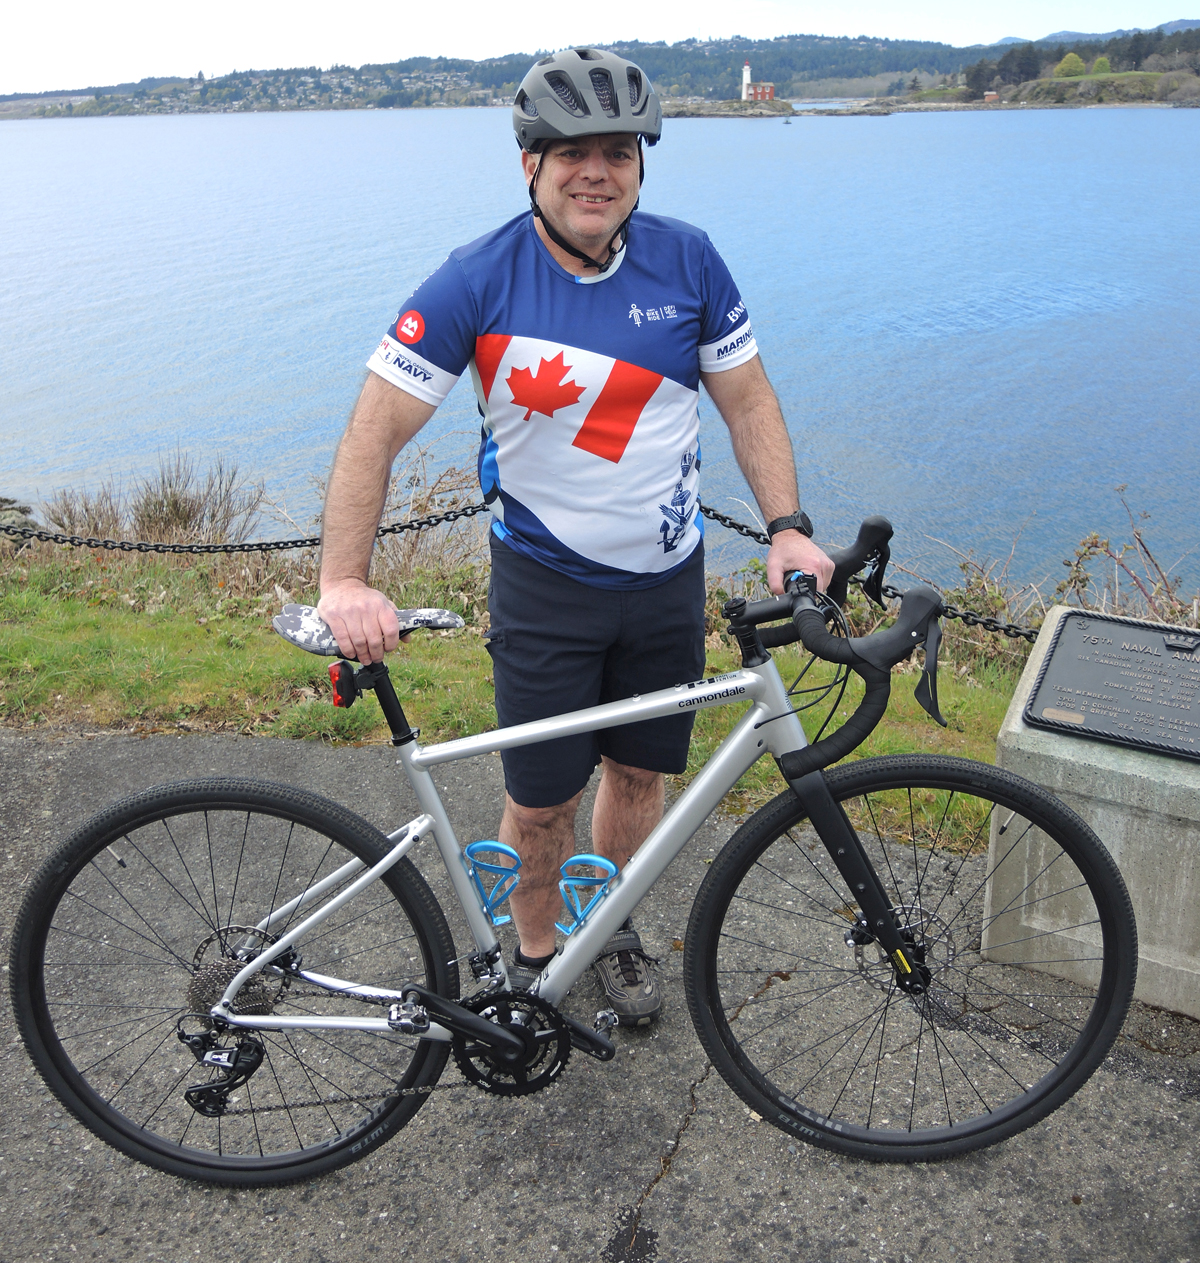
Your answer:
[506,352,585,421]
[395,310,425,344]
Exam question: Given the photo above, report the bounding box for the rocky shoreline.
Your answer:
[663,97,1195,120]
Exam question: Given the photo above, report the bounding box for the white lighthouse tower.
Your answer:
[741,60,752,101]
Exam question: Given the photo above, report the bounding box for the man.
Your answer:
[318,48,832,1025]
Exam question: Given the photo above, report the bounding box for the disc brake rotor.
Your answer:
[853,905,956,997]
[452,990,572,1097]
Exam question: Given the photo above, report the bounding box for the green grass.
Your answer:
[2,547,1020,815]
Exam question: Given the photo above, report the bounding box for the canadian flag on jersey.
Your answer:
[474,334,673,465]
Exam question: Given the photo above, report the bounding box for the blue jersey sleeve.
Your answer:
[366,255,479,405]
[697,236,758,373]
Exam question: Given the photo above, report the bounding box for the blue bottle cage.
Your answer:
[464,841,522,927]
[556,854,619,936]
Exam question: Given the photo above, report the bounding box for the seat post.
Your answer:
[355,662,416,745]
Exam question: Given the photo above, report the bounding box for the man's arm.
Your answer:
[700,355,834,595]
[317,372,437,662]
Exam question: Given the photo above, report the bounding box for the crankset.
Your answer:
[451,990,572,1097]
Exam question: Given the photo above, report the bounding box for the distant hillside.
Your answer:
[1042,18,1200,40]
[6,22,1200,115]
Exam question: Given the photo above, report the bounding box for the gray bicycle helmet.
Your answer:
[513,48,662,152]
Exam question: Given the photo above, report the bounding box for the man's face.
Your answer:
[522,134,641,250]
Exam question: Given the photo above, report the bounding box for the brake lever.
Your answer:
[860,540,892,608]
[913,615,947,727]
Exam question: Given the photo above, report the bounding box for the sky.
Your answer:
[2,1,1188,95]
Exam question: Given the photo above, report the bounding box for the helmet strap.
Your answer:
[527,144,643,276]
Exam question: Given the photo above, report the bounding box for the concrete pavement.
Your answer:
[0,728,1196,1263]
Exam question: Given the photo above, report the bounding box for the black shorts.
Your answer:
[485,534,706,809]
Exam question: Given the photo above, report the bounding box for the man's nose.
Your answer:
[579,149,611,180]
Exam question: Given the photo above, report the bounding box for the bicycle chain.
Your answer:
[217,1078,471,1116]
[1,501,1040,641]
[210,990,472,1115]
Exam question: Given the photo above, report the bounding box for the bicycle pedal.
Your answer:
[594,1009,618,1033]
[387,1001,430,1034]
[560,1011,616,1062]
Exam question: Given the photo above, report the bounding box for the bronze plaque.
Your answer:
[1024,612,1200,762]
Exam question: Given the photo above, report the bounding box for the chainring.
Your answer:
[452,990,572,1097]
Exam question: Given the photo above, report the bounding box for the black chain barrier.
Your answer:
[0,503,1039,642]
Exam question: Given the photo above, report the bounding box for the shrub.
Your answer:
[1092,56,1112,74]
[1156,71,1200,100]
[1054,53,1087,78]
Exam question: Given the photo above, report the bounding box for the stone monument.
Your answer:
[993,604,1200,1019]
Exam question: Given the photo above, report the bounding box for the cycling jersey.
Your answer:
[367,211,757,589]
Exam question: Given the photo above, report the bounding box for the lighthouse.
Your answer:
[741,60,775,103]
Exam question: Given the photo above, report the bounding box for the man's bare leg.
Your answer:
[591,757,664,869]
[499,758,661,959]
[589,757,664,1024]
[500,790,583,960]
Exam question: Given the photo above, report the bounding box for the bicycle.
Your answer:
[9,518,1137,1186]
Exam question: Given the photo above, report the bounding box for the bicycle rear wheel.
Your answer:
[685,755,1136,1161]
[10,779,458,1185]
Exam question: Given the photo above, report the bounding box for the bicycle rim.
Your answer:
[11,779,456,1184]
[686,755,1137,1161]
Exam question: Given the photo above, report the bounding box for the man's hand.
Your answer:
[767,530,834,596]
[317,579,403,665]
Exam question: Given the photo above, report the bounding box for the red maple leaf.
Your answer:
[506,352,586,420]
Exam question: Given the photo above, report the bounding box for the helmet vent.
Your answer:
[589,70,618,117]
[575,48,603,60]
[545,71,587,115]
[515,90,538,119]
[627,69,643,109]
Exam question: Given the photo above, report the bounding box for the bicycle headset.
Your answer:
[512,48,663,275]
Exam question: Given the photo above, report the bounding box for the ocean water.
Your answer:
[2,105,1197,590]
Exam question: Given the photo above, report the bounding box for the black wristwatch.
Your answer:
[766,511,814,541]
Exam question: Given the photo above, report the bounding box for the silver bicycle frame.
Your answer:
[218,656,807,1035]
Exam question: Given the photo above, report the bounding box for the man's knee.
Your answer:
[503,791,582,840]
[600,758,663,795]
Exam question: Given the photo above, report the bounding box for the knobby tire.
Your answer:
[9,779,458,1186]
[684,755,1137,1161]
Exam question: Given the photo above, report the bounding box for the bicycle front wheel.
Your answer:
[685,755,1136,1161]
[10,779,458,1185]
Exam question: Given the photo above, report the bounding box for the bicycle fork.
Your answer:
[783,770,929,993]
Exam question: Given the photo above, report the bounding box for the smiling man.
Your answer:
[318,48,832,1025]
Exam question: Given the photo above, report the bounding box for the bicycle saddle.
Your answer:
[272,603,465,656]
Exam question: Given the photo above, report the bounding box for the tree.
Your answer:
[1129,31,1148,69]
[1055,52,1086,77]
[1092,56,1112,74]
[964,58,995,99]
[998,41,1043,83]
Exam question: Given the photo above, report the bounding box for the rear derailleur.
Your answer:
[177,1023,265,1117]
